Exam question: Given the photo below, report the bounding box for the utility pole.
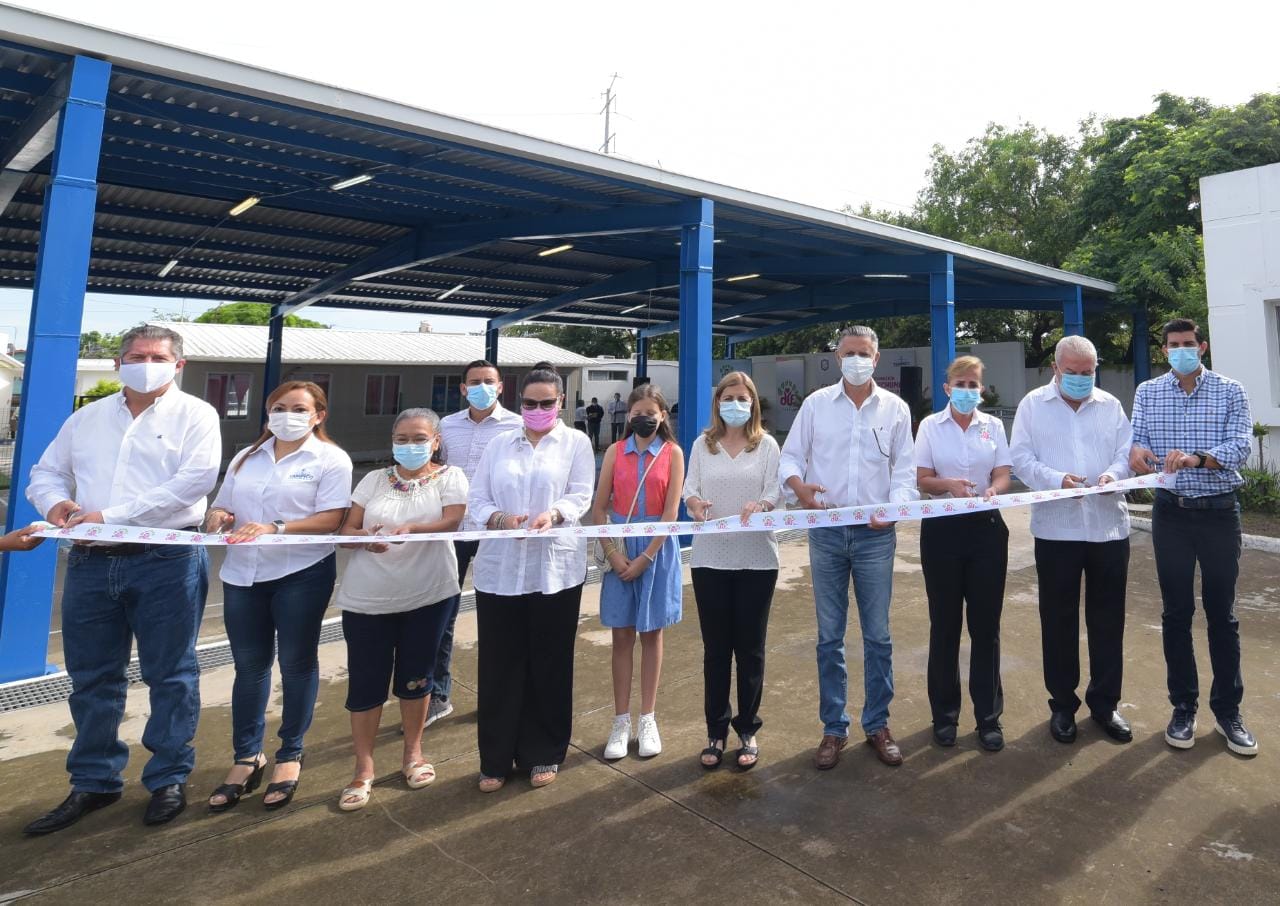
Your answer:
[599,73,619,154]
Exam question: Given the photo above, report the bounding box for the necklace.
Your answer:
[384,464,444,493]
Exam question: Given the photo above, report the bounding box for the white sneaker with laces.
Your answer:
[638,713,662,757]
[604,715,631,760]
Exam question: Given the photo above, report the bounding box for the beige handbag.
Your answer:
[590,446,663,572]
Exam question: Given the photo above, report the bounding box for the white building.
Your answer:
[1202,161,1280,467]
[578,357,681,409]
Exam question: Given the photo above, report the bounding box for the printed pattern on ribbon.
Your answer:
[33,473,1169,547]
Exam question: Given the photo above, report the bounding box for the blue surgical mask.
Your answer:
[1059,373,1095,400]
[466,383,499,410]
[392,442,433,470]
[1167,346,1201,375]
[948,388,981,414]
[719,400,751,427]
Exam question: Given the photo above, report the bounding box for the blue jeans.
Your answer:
[222,554,336,762]
[62,544,208,793]
[431,540,477,702]
[808,524,896,737]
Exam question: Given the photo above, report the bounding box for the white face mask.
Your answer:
[268,411,314,442]
[840,354,875,387]
[118,361,177,394]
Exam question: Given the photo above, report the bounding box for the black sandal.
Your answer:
[700,738,726,770]
[263,753,305,811]
[737,734,760,770]
[209,755,266,812]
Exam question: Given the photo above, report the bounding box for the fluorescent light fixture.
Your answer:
[437,283,465,300]
[620,304,645,314]
[863,273,910,279]
[725,273,760,283]
[675,239,725,244]
[720,313,743,322]
[538,243,573,257]
[228,195,261,217]
[157,258,179,278]
[330,173,375,191]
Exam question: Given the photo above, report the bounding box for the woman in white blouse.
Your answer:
[203,381,353,812]
[467,365,595,792]
[683,372,781,770]
[332,408,468,811]
[914,356,1012,753]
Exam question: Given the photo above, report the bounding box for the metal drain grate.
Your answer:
[0,533,805,713]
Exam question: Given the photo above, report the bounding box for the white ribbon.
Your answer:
[34,474,1168,547]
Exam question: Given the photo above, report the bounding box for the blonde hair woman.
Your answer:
[683,372,780,770]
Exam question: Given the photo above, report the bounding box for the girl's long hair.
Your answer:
[703,371,765,454]
[622,383,676,444]
[233,380,334,473]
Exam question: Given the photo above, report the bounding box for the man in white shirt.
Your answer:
[1010,335,1133,746]
[779,326,916,771]
[433,359,521,726]
[23,325,220,835]
[608,392,627,443]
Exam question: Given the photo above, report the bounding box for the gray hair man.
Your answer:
[24,324,221,834]
[1010,334,1133,746]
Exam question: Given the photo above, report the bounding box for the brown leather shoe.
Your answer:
[813,734,848,770]
[866,727,904,766]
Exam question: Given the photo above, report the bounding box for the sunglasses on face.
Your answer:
[521,397,559,410]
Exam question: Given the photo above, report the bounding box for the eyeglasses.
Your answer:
[521,398,559,410]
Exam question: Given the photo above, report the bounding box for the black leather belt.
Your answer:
[1155,489,1237,510]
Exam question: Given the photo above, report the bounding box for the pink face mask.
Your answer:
[522,405,560,432]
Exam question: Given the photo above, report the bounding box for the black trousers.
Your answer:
[1034,537,1129,716]
[920,512,1008,730]
[692,568,778,739]
[587,420,602,448]
[475,585,583,777]
[611,421,625,443]
[1151,493,1244,719]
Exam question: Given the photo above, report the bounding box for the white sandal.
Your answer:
[338,778,373,811]
[402,761,436,789]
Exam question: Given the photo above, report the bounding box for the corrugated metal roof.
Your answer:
[151,322,595,367]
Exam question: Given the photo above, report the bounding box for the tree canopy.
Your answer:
[194,302,329,329]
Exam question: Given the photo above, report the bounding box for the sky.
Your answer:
[3,0,1278,352]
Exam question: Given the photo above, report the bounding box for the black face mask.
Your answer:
[629,415,658,438]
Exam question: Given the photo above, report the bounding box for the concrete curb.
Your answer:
[1128,515,1280,554]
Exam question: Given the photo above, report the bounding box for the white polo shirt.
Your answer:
[212,434,353,586]
[439,403,522,530]
[915,407,1012,495]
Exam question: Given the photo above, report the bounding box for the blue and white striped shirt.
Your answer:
[1131,369,1252,497]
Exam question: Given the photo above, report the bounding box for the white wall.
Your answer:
[75,360,118,396]
[1202,161,1280,467]
[579,359,681,408]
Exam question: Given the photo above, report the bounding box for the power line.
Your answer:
[599,73,620,154]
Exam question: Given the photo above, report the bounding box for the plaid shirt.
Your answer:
[1131,369,1252,497]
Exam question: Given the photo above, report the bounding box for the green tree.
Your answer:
[82,378,122,400]
[505,324,633,359]
[79,331,122,357]
[195,302,329,328]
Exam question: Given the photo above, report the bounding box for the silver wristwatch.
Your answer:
[272,520,286,534]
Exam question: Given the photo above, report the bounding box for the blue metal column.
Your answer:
[1063,285,1085,337]
[262,304,285,420]
[0,56,110,682]
[928,254,956,412]
[677,199,714,457]
[1132,304,1151,384]
[635,333,649,381]
[484,322,499,365]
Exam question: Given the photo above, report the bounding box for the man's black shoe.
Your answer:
[1216,714,1258,756]
[23,791,121,836]
[932,724,957,747]
[1049,711,1077,744]
[1091,710,1133,743]
[978,725,1005,752]
[1165,705,1197,749]
[143,783,187,826]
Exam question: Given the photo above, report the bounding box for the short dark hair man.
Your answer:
[585,396,605,451]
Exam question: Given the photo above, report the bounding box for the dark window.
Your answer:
[364,374,400,416]
[205,373,251,419]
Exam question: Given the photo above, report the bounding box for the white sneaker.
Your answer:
[637,713,662,757]
[425,698,454,728]
[604,715,631,760]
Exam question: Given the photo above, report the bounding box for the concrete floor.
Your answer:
[1,508,1277,905]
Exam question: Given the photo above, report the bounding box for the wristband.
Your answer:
[638,551,655,564]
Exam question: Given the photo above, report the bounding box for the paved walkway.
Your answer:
[2,509,1277,904]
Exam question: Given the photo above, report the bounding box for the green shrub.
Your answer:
[1239,467,1280,514]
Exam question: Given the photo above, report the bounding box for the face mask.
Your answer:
[949,388,981,414]
[1167,347,1201,375]
[523,405,560,433]
[392,442,433,470]
[629,415,659,438]
[1059,373,1095,401]
[119,361,176,394]
[719,400,751,427]
[268,411,314,442]
[840,354,875,387]
[466,383,499,409]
